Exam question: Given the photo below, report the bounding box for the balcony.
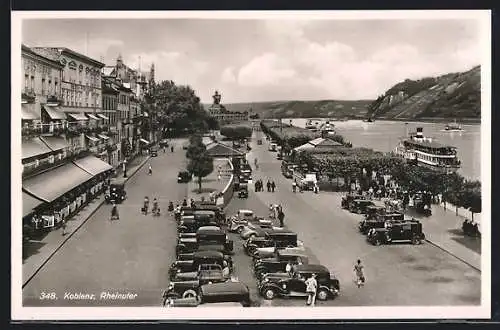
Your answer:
[46,95,61,105]
[22,123,66,137]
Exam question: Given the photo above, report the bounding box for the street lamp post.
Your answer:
[123,159,128,178]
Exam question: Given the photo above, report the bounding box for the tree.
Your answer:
[220,125,252,140]
[187,151,214,192]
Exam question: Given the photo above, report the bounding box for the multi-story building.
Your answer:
[101,77,119,166]
[31,47,108,158]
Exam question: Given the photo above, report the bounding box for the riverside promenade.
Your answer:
[236,130,480,306]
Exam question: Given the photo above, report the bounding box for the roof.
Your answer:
[73,155,113,176]
[403,138,455,150]
[206,142,244,158]
[193,250,224,259]
[39,136,69,152]
[102,66,115,76]
[294,137,342,152]
[295,264,330,273]
[23,192,44,217]
[22,44,64,68]
[31,47,105,68]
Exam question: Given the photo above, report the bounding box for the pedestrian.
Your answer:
[148,164,152,175]
[292,180,297,193]
[271,180,276,192]
[278,210,285,228]
[171,146,174,152]
[190,198,195,208]
[313,183,319,194]
[258,179,263,192]
[218,172,222,181]
[182,199,187,207]
[222,260,230,279]
[269,204,275,219]
[354,259,365,288]
[305,274,318,306]
[163,145,166,153]
[266,180,271,192]
[61,219,67,236]
[285,261,293,276]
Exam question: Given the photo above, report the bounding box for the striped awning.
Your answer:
[69,113,88,121]
[87,114,100,120]
[21,103,39,120]
[97,114,109,120]
[43,106,66,120]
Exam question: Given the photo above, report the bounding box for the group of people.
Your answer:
[268,204,285,227]
[141,196,160,216]
[462,219,480,236]
[254,179,277,192]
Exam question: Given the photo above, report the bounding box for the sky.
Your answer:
[22,17,482,104]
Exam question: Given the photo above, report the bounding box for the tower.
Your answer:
[149,63,155,83]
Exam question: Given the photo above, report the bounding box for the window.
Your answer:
[41,78,46,95]
[30,76,34,90]
[48,80,52,95]
[24,74,29,90]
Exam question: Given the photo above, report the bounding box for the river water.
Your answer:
[285,118,481,181]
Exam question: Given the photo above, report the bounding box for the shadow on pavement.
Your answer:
[451,236,481,254]
[23,241,47,261]
[191,187,217,194]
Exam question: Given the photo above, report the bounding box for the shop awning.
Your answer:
[39,136,69,151]
[22,137,53,160]
[98,134,110,140]
[73,155,113,176]
[42,106,67,120]
[87,114,100,120]
[23,163,93,203]
[23,192,44,217]
[21,103,39,120]
[68,113,88,121]
[97,114,109,120]
[140,138,150,144]
[86,135,100,142]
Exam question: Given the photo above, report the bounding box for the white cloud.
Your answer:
[237,53,296,87]
[221,67,237,84]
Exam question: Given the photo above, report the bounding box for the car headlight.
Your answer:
[177,269,181,273]
[168,283,174,290]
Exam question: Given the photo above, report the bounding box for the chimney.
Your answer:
[416,127,423,138]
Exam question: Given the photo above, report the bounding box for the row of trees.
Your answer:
[219,124,253,140]
[293,148,482,219]
[186,134,214,191]
[144,80,218,137]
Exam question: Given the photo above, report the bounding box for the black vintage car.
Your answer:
[164,280,201,300]
[364,205,387,220]
[198,282,251,307]
[176,226,233,255]
[169,250,231,280]
[159,139,169,148]
[105,178,127,204]
[257,139,263,145]
[258,264,340,301]
[193,202,226,224]
[341,194,364,209]
[150,146,159,157]
[243,237,276,255]
[178,214,219,233]
[254,251,309,279]
[359,213,405,235]
[367,220,425,245]
[349,199,376,214]
[178,171,192,183]
[238,183,249,199]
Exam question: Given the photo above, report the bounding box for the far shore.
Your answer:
[258,116,481,125]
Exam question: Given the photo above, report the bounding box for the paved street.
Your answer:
[23,139,189,306]
[227,131,480,306]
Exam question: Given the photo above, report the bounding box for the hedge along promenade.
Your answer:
[260,120,482,220]
[219,123,253,140]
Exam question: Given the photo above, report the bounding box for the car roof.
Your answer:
[296,264,330,274]
[278,250,307,257]
[239,209,253,214]
[266,230,296,236]
[193,250,224,259]
[194,210,216,215]
[200,282,249,295]
[197,226,223,232]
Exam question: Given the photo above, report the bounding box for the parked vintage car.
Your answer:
[164,280,201,300]
[178,171,192,183]
[193,202,226,224]
[359,213,405,235]
[178,216,218,234]
[240,220,283,240]
[159,139,169,148]
[258,264,340,301]
[244,231,301,256]
[367,220,426,245]
[228,209,255,233]
[105,178,127,204]
[169,250,231,281]
[349,199,376,214]
[254,251,309,279]
[176,226,233,255]
[364,205,387,220]
[198,282,251,306]
[341,193,364,209]
[150,146,159,157]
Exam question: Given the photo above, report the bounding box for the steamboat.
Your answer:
[394,127,461,172]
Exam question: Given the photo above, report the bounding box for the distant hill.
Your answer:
[368,66,481,121]
[204,100,373,119]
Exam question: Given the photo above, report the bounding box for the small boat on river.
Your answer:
[443,120,464,132]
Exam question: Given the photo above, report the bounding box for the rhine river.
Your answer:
[285,118,481,181]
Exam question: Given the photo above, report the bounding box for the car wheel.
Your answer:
[263,288,275,300]
[411,236,418,245]
[182,289,198,299]
[237,226,244,234]
[374,238,381,246]
[317,289,329,301]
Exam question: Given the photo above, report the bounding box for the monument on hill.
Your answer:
[213,90,222,105]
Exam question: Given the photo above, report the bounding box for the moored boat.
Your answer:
[444,120,464,132]
[394,127,461,173]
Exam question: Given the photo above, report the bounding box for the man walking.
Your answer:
[278,209,285,228]
[305,274,318,306]
[61,219,67,236]
[354,259,365,288]
[266,180,271,192]
[271,180,276,192]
